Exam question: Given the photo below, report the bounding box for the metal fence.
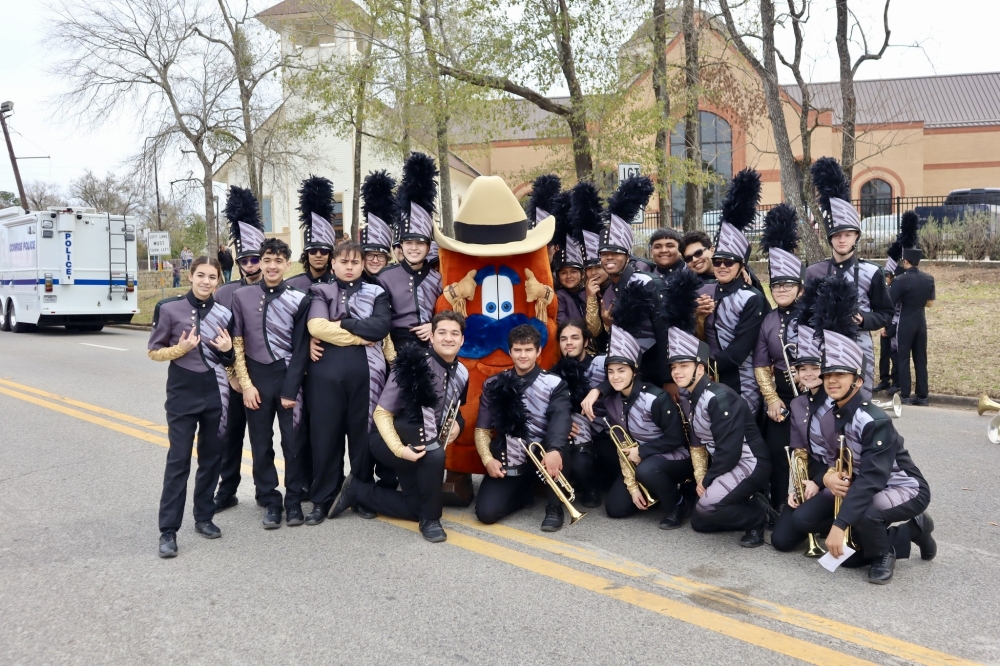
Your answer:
[634,196,1000,261]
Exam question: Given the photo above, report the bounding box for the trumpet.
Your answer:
[977,394,1000,445]
[833,435,858,551]
[871,392,902,418]
[604,419,658,508]
[520,441,586,525]
[438,397,461,447]
[785,446,826,557]
[781,342,799,397]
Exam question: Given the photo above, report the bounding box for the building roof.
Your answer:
[257,0,318,17]
[782,72,1000,129]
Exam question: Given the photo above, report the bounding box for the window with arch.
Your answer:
[670,111,733,221]
[860,178,893,217]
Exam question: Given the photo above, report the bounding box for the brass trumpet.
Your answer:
[785,446,826,557]
[604,419,658,507]
[520,441,586,525]
[977,394,1000,445]
[781,342,799,397]
[871,392,902,418]
[833,435,858,550]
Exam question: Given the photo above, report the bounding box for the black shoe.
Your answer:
[305,503,328,526]
[286,504,305,527]
[740,527,766,547]
[886,385,901,397]
[263,505,282,530]
[752,492,779,529]
[580,489,601,509]
[907,397,929,406]
[195,521,221,539]
[353,504,377,520]
[419,519,447,543]
[659,498,691,530]
[872,380,891,393]
[158,531,178,558]
[541,504,565,532]
[327,474,357,519]
[910,513,937,561]
[213,495,238,512]
[868,549,897,584]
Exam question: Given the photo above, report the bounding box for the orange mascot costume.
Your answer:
[433,176,558,505]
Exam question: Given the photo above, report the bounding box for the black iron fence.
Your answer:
[635,196,1000,261]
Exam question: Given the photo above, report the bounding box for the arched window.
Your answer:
[670,112,733,223]
[860,178,892,217]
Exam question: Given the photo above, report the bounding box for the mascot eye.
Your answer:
[485,302,497,314]
[501,301,512,313]
[481,274,515,321]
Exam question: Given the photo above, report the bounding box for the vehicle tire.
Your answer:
[10,304,32,333]
[1,303,9,332]
[79,324,104,332]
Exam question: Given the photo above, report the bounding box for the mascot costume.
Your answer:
[434,176,560,505]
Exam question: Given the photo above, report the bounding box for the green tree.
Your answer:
[0,191,20,209]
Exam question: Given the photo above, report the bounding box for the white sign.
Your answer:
[148,231,172,256]
[618,163,641,183]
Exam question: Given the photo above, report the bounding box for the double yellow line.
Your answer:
[0,377,978,666]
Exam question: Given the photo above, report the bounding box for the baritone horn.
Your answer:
[520,441,586,525]
[785,447,826,557]
[978,394,1000,445]
[604,419,658,508]
[872,392,902,418]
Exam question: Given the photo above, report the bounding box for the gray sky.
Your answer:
[2,0,999,196]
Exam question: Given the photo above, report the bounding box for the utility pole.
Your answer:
[144,136,163,271]
[1,101,28,213]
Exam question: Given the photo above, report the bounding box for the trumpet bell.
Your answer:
[989,414,1000,445]
[891,392,902,418]
[977,394,1000,416]
[804,533,827,558]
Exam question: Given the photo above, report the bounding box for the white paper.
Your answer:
[819,544,856,572]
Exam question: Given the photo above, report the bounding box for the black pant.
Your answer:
[159,367,224,533]
[214,392,248,501]
[878,333,898,385]
[353,432,445,522]
[897,320,929,399]
[475,471,540,524]
[245,359,304,509]
[690,464,770,533]
[591,431,620,492]
[762,409,792,510]
[564,445,597,494]
[605,456,693,518]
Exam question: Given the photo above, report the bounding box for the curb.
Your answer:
[109,323,152,331]
[927,393,978,410]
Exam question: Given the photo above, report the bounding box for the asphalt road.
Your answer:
[1,327,998,665]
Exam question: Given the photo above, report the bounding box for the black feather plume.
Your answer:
[613,279,654,336]
[483,373,529,439]
[361,170,398,226]
[661,269,703,334]
[814,274,859,340]
[794,276,827,330]
[810,157,851,215]
[551,190,574,249]
[398,152,439,219]
[899,210,920,249]
[391,343,438,419]
[550,356,591,410]
[525,174,562,225]
[720,168,762,232]
[886,240,903,262]
[606,176,655,223]
[569,181,604,240]
[297,175,334,228]
[759,203,800,254]
[224,186,261,240]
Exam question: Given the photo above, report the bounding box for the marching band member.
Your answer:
[753,203,804,510]
[376,153,443,350]
[328,312,469,542]
[569,180,611,349]
[149,256,234,558]
[646,228,686,277]
[213,187,265,512]
[305,241,391,524]
[669,325,774,547]
[807,157,894,394]
[360,170,397,284]
[231,238,311,529]
[889,214,935,406]
[875,248,901,394]
[287,176,337,292]
[474,324,573,531]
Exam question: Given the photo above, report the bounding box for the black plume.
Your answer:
[398,152,439,219]
[887,240,903,262]
[297,175,334,228]
[661,269,703,334]
[814,274,859,339]
[794,276,827,330]
[483,372,528,439]
[391,343,438,419]
[759,203,799,254]
[720,168,762,231]
[550,356,591,410]
[613,279,654,336]
[525,174,562,225]
[224,186,261,238]
[569,181,604,240]
[810,157,851,214]
[899,210,920,249]
[606,176,654,223]
[362,170,398,226]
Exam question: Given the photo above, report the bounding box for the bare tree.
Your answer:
[24,181,64,211]
[651,0,672,225]
[681,0,703,232]
[69,169,145,215]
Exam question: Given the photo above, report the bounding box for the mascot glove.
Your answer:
[524,268,554,323]
[444,269,478,317]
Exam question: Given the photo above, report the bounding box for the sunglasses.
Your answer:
[683,248,709,263]
[712,258,738,268]
[238,256,260,266]
[308,248,331,256]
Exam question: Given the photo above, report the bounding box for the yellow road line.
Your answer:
[380,517,875,666]
[443,511,977,666]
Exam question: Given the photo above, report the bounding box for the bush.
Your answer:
[953,212,994,261]
[919,217,945,260]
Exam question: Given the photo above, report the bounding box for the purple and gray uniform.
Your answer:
[286,269,332,293]
[376,262,443,349]
[701,276,766,413]
[603,383,688,461]
[753,306,799,401]
[556,286,588,326]
[602,263,670,386]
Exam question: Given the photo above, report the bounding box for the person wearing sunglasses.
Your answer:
[360,170,397,285]
[288,176,337,293]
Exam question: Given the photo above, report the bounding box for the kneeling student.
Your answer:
[328,312,469,542]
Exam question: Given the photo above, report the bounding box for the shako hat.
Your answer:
[298,175,338,250]
[224,185,265,259]
[714,168,761,263]
[814,274,864,376]
[760,203,802,284]
[599,176,654,255]
[569,181,604,267]
[398,152,438,244]
[361,170,396,255]
[811,157,861,240]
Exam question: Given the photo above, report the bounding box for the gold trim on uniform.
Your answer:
[691,446,710,483]
[307,318,366,346]
[382,334,397,363]
[754,366,781,406]
[585,294,602,337]
[147,344,187,362]
[232,337,254,391]
[374,405,407,457]
[475,427,495,466]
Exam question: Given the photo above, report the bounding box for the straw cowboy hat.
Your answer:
[433,176,554,257]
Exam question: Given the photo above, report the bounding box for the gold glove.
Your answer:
[373,406,406,457]
[444,269,477,317]
[524,268,554,323]
[585,294,603,336]
[147,344,187,362]
[382,334,396,364]
[232,337,254,391]
[691,446,710,484]
[307,318,366,346]
[754,367,781,406]
[475,427,495,466]
[695,314,707,341]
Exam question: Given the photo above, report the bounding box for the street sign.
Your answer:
[148,231,172,256]
[618,163,641,183]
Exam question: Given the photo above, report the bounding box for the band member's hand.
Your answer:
[209,326,233,353]
[741,267,751,283]
[880,329,888,338]
[586,275,601,298]
[631,490,648,511]
[310,337,324,362]
[569,422,581,439]
[400,445,426,462]
[410,322,433,342]
[695,294,715,317]
[802,480,819,500]
[787,492,799,509]
[852,312,864,325]
[485,459,506,479]
[826,526,846,558]
[229,376,243,393]
[580,388,601,421]
[663,383,680,402]
[824,470,851,498]
[447,421,460,445]
[766,400,787,422]
[177,328,200,352]
[625,446,641,465]
[243,386,261,410]
[280,398,296,410]
[696,481,706,498]
[542,450,563,478]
